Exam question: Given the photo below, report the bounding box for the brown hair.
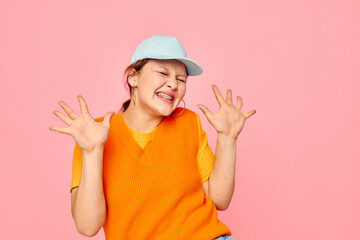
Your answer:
[119,58,189,112]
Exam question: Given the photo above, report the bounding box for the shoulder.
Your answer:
[182,107,196,115]
[167,108,199,130]
[171,107,197,117]
[167,107,199,123]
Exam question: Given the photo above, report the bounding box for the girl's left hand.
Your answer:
[197,84,256,139]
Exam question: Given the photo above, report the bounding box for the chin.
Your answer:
[152,98,183,117]
[155,106,177,117]
[159,110,174,117]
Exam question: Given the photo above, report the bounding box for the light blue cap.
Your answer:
[130,35,203,76]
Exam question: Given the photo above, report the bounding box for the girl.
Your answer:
[50,35,256,240]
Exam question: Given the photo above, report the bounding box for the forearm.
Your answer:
[72,147,107,236]
[208,134,236,210]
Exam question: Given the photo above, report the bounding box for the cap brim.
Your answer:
[153,57,203,76]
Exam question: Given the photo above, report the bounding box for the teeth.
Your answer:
[157,92,173,101]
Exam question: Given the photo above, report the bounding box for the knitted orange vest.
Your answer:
[101,108,231,239]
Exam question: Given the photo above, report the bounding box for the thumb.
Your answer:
[103,111,115,127]
[197,104,212,119]
[245,109,257,119]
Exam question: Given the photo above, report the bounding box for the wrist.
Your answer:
[82,145,104,155]
[217,133,237,145]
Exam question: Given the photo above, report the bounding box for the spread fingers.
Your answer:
[48,126,71,135]
[212,84,225,106]
[236,96,243,109]
[59,101,78,119]
[226,89,233,104]
[77,95,89,114]
[53,110,72,125]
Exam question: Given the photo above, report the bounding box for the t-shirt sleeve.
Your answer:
[70,142,83,193]
[196,114,215,183]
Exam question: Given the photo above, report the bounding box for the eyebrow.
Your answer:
[157,66,187,77]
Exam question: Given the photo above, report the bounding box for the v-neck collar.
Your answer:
[115,112,172,166]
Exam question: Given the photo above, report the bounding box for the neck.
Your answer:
[122,101,163,133]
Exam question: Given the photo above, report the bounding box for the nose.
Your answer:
[166,77,178,89]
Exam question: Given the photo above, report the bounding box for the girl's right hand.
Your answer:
[49,95,115,154]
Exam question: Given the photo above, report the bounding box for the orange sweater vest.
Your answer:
[99,108,231,239]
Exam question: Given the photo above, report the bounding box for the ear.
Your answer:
[128,69,138,88]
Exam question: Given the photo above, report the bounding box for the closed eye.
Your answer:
[159,72,186,83]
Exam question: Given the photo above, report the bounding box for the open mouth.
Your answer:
[156,92,174,102]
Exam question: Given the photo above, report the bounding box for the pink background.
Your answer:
[1,0,359,239]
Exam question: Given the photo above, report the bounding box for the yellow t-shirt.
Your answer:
[124,114,214,184]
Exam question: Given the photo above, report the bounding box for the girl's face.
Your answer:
[129,59,188,117]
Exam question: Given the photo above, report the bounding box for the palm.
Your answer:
[197,85,256,139]
[49,95,115,153]
[70,112,111,150]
